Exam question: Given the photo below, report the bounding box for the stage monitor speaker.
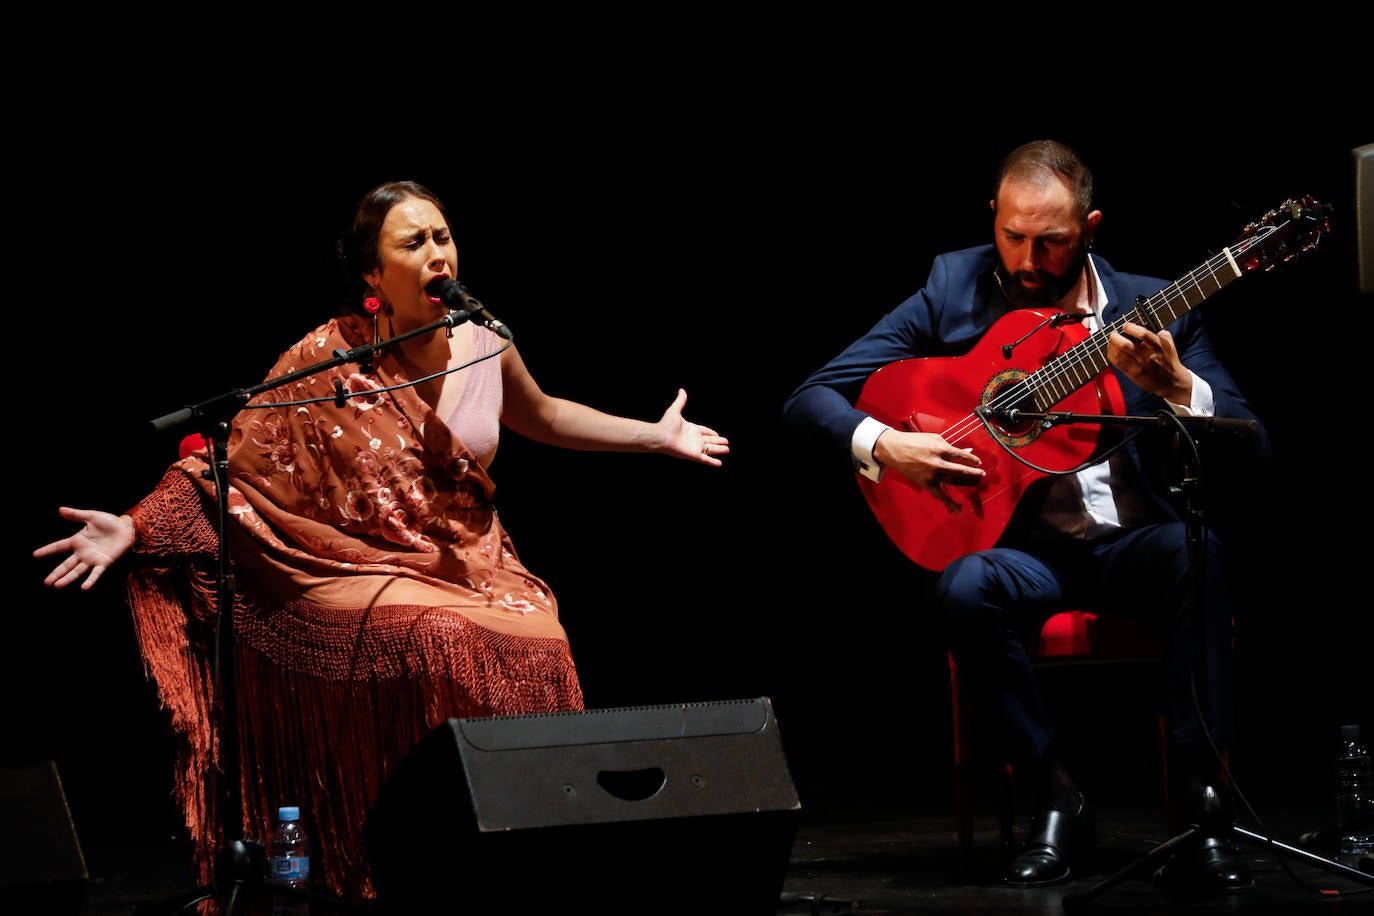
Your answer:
[363,696,801,915]
[0,761,89,915]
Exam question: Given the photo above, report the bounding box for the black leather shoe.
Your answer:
[1004,792,1096,887]
[1155,834,1254,894]
[1154,784,1254,894]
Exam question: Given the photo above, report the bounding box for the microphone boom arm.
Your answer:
[150,308,477,433]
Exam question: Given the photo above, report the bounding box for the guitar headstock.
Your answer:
[1232,195,1332,274]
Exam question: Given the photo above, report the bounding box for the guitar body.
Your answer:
[855,309,1125,572]
[851,196,1331,574]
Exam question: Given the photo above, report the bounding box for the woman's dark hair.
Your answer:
[337,180,449,315]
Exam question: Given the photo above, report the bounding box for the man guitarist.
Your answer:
[782,139,1270,894]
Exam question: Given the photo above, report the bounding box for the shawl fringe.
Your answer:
[124,468,584,904]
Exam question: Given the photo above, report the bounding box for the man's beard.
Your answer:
[994,245,1089,310]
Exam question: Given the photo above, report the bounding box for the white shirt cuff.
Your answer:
[1170,371,1214,416]
[852,416,890,482]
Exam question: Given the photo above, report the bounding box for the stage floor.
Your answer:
[52,798,1374,915]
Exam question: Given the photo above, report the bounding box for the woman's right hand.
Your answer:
[33,507,136,590]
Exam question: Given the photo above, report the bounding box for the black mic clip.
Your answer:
[426,277,514,341]
[335,345,373,378]
[975,405,1024,427]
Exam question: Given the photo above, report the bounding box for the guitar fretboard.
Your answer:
[1023,235,1267,411]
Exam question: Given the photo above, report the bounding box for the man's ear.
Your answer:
[1084,209,1103,247]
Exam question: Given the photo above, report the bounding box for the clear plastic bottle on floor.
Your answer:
[1335,724,1374,868]
[267,805,311,915]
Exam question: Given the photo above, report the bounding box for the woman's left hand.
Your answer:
[661,388,729,466]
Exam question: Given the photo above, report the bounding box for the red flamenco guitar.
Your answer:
[856,196,1330,573]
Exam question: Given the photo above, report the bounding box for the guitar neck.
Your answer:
[1028,249,1245,410]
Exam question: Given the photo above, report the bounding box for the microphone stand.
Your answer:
[977,409,1374,909]
[149,307,487,914]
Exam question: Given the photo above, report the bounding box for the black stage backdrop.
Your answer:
[9,48,1370,856]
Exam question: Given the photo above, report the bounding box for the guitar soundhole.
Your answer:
[981,370,1039,447]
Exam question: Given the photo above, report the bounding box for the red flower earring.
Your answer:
[365,297,383,345]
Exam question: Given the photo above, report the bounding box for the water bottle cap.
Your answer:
[278,806,300,821]
[1340,724,1361,740]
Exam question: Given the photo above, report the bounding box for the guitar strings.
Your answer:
[933,234,1265,455]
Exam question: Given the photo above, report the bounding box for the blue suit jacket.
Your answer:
[782,244,1271,528]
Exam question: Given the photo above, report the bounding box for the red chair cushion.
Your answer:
[1038,611,1097,657]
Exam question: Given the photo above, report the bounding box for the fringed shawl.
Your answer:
[123,316,584,903]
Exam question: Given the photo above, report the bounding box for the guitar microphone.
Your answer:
[425,277,513,341]
[1049,311,1091,327]
[1000,311,1089,358]
[975,405,1022,425]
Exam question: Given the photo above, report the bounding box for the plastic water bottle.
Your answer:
[268,805,311,915]
[1335,724,1374,868]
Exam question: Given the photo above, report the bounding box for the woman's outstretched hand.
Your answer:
[660,388,730,466]
[33,506,136,590]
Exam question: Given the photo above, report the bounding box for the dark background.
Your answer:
[8,39,1371,868]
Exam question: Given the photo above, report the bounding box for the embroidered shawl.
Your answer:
[124,315,584,901]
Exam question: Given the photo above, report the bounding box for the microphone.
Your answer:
[1049,311,1091,327]
[975,405,1023,426]
[425,277,513,340]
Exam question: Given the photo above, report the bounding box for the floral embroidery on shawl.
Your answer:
[123,316,584,903]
